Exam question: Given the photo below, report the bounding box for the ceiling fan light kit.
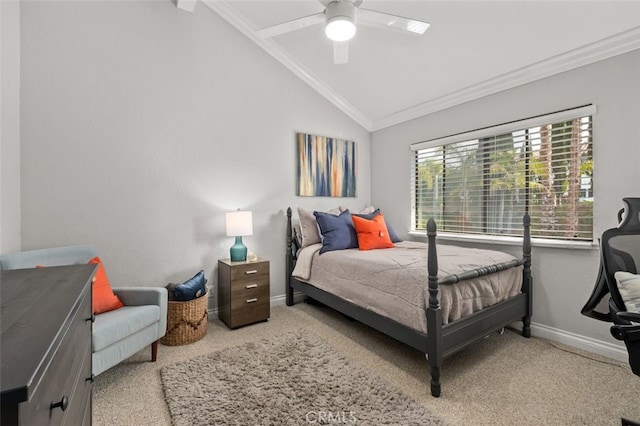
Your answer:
[325,1,357,42]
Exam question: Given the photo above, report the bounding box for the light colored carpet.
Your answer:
[160,329,446,425]
[93,303,640,425]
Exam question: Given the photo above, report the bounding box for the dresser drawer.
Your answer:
[60,345,92,426]
[19,289,92,426]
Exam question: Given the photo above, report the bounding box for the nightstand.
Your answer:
[218,258,270,329]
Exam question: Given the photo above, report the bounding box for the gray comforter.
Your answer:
[292,241,522,332]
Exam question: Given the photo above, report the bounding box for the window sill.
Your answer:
[408,230,597,250]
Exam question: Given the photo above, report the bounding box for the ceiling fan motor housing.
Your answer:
[325,1,357,41]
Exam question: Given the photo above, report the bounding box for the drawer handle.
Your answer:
[246,298,258,303]
[86,314,95,323]
[51,396,69,412]
[245,270,258,275]
[245,284,258,289]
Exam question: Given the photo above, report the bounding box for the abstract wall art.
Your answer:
[296,132,357,197]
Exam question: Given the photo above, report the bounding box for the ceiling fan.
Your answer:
[256,0,430,64]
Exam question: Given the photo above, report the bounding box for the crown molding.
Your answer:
[197,2,639,134]
[371,26,640,131]
[202,0,372,131]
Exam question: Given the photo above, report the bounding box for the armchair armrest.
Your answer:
[113,287,167,307]
[113,287,168,337]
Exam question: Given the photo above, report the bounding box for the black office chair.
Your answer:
[601,215,640,377]
[581,198,640,426]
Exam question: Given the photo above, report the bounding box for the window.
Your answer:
[411,105,594,242]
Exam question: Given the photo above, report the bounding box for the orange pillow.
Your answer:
[352,213,395,250]
[89,256,124,314]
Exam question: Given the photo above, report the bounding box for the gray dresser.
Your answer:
[1,264,96,425]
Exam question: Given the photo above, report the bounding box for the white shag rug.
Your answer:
[160,330,447,425]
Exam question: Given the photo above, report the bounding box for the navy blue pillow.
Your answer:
[354,209,403,243]
[314,210,359,254]
[174,270,207,301]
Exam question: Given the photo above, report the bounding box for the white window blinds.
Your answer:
[410,105,595,241]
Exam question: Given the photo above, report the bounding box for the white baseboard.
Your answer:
[528,322,628,363]
[270,292,306,306]
[208,294,629,363]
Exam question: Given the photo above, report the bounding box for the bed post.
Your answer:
[425,218,443,397]
[522,213,532,338]
[286,207,294,306]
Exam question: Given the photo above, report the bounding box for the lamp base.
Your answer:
[230,236,247,262]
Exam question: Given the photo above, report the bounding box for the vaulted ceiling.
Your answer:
[184,1,640,131]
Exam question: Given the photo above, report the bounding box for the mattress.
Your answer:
[292,241,522,332]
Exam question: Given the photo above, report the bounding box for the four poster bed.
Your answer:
[285,207,533,397]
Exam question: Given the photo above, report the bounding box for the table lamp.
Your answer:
[226,210,253,261]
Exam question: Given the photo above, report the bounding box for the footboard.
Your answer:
[425,215,532,397]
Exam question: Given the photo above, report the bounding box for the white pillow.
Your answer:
[297,207,341,248]
[614,271,640,312]
[339,205,375,214]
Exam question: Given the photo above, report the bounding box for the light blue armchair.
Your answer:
[0,245,167,376]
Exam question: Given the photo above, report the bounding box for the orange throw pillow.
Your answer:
[352,213,395,250]
[89,256,124,314]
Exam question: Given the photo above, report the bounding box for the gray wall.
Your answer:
[371,50,640,352]
[0,0,21,254]
[18,1,371,305]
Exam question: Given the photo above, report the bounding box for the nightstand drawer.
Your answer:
[230,276,268,292]
[229,261,269,281]
[230,298,270,327]
[231,286,269,309]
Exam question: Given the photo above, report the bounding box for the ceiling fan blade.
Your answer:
[257,13,324,39]
[333,41,349,64]
[358,9,430,35]
[176,0,197,13]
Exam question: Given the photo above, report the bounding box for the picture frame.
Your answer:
[296,132,357,197]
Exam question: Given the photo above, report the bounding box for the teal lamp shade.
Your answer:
[226,210,253,262]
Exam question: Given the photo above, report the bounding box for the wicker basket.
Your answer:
[161,294,208,346]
